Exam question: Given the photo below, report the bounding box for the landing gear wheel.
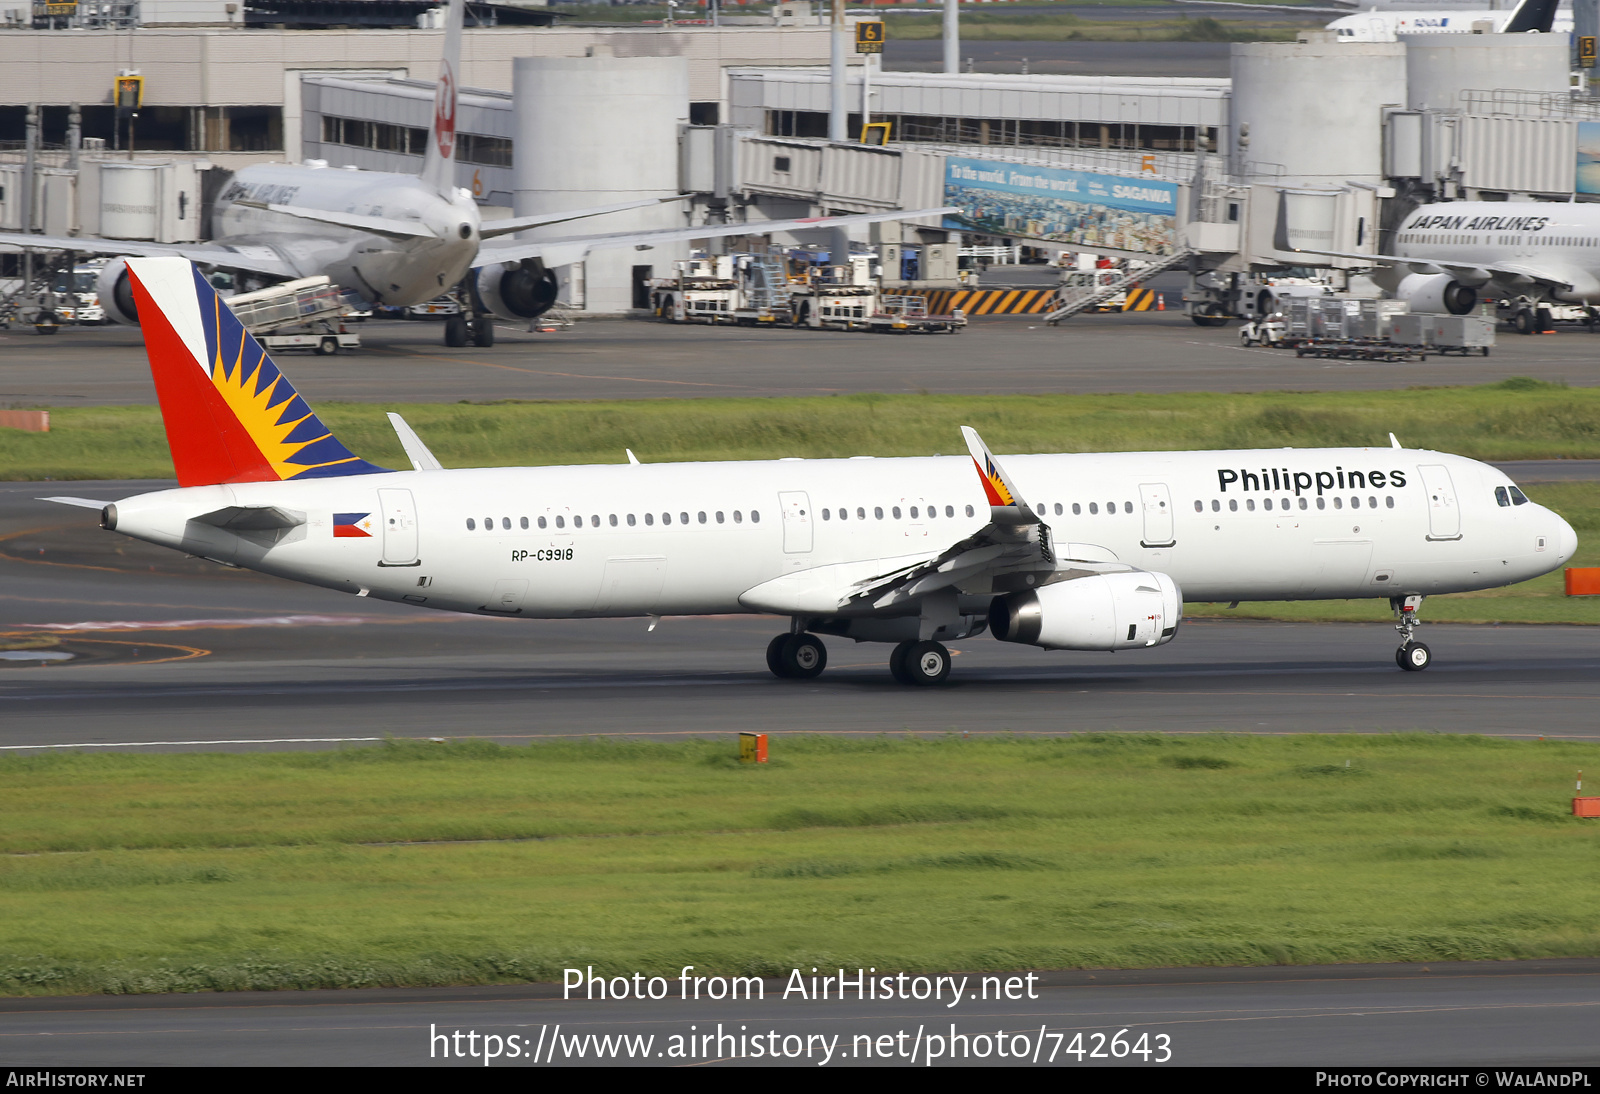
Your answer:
[781,634,827,679]
[766,634,793,679]
[1536,307,1554,333]
[1397,642,1432,672]
[904,640,952,686]
[471,317,495,347]
[888,641,914,684]
[315,336,337,356]
[444,315,469,347]
[1512,309,1536,335]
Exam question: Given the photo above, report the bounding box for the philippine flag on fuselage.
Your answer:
[334,512,374,538]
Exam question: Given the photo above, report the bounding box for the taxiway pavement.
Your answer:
[1,313,1596,407]
[2,483,1596,752]
[3,959,1597,1066]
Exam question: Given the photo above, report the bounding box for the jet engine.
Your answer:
[989,571,1182,651]
[471,259,560,321]
[1396,272,1477,316]
[96,258,139,326]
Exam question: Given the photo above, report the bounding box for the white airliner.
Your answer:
[0,0,946,347]
[45,258,1576,680]
[1327,0,1565,40]
[1278,198,1600,331]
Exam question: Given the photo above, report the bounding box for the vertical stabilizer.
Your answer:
[420,0,466,196]
[1503,0,1559,33]
[126,257,387,487]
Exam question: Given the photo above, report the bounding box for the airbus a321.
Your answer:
[46,258,1578,682]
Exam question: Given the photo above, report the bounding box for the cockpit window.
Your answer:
[1509,486,1529,506]
[1494,486,1510,507]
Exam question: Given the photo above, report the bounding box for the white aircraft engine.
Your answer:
[989,571,1182,651]
[1396,272,1478,316]
[472,258,561,321]
[96,258,140,325]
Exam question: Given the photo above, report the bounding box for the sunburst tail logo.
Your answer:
[126,257,389,488]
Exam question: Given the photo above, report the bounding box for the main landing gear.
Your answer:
[763,632,954,686]
[444,313,495,348]
[1392,594,1431,672]
[889,640,952,686]
[766,632,828,679]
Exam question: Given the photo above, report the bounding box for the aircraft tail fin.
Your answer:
[419,0,466,197]
[1503,0,1559,33]
[125,257,388,488]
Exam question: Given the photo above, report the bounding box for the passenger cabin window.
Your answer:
[892,507,902,519]
[946,505,955,517]
[1089,503,1099,515]
[965,505,975,517]
[538,516,548,529]
[628,514,637,526]
[1072,503,1081,515]
[875,507,884,519]
[717,511,725,523]
[733,511,743,523]
[466,518,476,530]
[1228,499,1238,512]
[1124,501,1133,514]
[752,511,761,523]
[520,517,529,529]
[1211,500,1219,512]
[645,513,655,526]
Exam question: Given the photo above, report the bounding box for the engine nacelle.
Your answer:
[96,258,139,325]
[989,571,1182,652]
[1396,272,1477,316]
[471,259,560,321]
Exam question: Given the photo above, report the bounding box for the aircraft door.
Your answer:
[1417,465,1462,540]
[779,491,813,553]
[377,487,419,565]
[1138,483,1175,547]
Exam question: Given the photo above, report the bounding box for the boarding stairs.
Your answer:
[1044,250,1190,325]
[743,256,792,312]
[224,276,364,335]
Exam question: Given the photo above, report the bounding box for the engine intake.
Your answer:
[990,571,1182,651]
[1396,272,1477,316]
[96,258,139,326]
[471,259,560,321]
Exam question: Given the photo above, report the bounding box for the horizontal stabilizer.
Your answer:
[240,202,436,240]
[39,496,113,509]
[478,198,688,240]
[192,505,306,532]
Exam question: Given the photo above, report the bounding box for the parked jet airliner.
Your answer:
[1277,198,1600,332]
[46,258,1577,682]
[0,0,947,348]
[1326,0,1565,40]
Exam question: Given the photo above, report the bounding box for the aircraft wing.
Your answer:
[0,231,295,277]
[740,427,1142,617]
[239,202,436,240]
[471,207,958,269]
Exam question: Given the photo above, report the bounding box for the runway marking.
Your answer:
[0,525,140,575]
[0,637,211,669]
[11,614,436,633]
[0,736,381,750]
[385,348,738,389]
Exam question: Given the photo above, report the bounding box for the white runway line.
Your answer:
[0,737,385,750]
[12,614,383,632]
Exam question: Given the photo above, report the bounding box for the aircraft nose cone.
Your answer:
[1555,513,1578,564]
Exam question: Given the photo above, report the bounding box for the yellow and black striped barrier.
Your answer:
[919,288,1057,316]
[1122,287,1158,311]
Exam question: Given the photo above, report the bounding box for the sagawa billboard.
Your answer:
[942,156,1180,256]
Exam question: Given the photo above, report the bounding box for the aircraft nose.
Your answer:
[1554,512,1578,564]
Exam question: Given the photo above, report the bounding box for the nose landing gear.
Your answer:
[1392,594,1431,671]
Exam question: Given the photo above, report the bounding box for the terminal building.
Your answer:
[2,13,1598,313]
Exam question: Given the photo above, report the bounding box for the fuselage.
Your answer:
[1328,10,1571,40]
[1392,202,1600,304]
[213,164,481,306]
[106,447,1577,621]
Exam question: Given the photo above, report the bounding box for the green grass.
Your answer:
[0,735,1596,995]
[7,381,1600,481]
